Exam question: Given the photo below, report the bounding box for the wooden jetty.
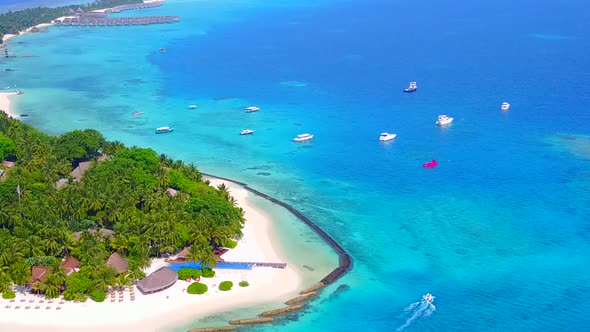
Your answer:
[188,326,236,332]
[54,15,179,27]
[260,304,304,317]
[285,291,317,305]
[229,317,273,325]
[108,1,164,13]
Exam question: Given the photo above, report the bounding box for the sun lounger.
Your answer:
[46,306,51,309]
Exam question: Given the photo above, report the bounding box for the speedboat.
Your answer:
[501,102,510,111]
[155,126,173,134]
[435,114,454,126]
[379,132,397,141]
[240,129,254,135]
[188,105,197,109]
[404,82,417,93]
[423,159,438,168]
[159,48,166,53]
[245,106,260,113]
[423,293,435,303]
[293,133,313,142]
[132,111,143,116]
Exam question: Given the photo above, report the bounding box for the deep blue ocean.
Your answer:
[2,0,590,330]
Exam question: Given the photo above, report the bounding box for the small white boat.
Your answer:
[435,114,454,126]
[245,106,260,113]
[501,102,510,111]
[379,132,397,141]
[155,126,173,134]
[404,82,417,93]
[132,111,143,116]
[159,48,166,53]
[240,129,254,135]
[423,293,435,303]
[293,133,313,142]
[188,105,197,109]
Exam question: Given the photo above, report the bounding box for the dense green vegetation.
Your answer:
[0,0,143,44]
[177,268,201,280]
[2,289,16,299]
[187,282,207,295]
[202,267,215,278]
[0,113,244,301]
[218,281,233,291]
[238,281,249,287]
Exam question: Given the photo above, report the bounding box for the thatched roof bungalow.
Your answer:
[136,267,177,294]
[106,252,128,274]
[73,228,115,241]
[59,257,80,275]
[31,266,51,284]
[70,161,92,181]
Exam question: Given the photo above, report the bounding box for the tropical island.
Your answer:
[0,111,244,298]
[0,111,311,331]
[0,0,143,44]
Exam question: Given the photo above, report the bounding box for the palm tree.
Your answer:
[200,247,218,269]
[185,245,202,263]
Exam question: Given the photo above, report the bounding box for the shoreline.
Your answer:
[201,173,352,286]
[0,177,306,332]
[0,91,20,118]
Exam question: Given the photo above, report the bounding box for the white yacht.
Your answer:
[240,129,254,135]
[293,133,313,142]
[245,106,260,113]
[423,293,435,304]
[379,132,397,141]
[188,105,197,109]
[435,114,454,126]
[155,126,174,134]
[404,82,417,92]
[501,102,510,111]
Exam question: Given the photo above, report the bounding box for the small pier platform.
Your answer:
[220,261,287,269]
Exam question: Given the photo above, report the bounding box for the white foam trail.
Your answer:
[395,298,436,332]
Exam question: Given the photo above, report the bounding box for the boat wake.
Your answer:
[395,294,436,332]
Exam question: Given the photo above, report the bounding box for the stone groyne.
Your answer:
[202,172,352,286]
[188,174,352,331]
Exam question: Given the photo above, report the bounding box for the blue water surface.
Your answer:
[3,0,590,331]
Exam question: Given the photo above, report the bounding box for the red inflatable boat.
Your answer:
[423,159,438,168]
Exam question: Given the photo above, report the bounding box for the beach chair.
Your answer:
[35,306,40,309]
[46,306,51,309]
[56,306,62,310]
[25,306,30,309]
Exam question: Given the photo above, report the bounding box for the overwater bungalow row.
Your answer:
[107,1,164,13]
[53,16,180,26]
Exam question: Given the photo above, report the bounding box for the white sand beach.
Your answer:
[0,91,20,118]
[0,177,304,332]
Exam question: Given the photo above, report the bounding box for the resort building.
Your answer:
[73,228,115,241]
[136,267,177,294]
[69,161,92,182]
[106,252,128,274]
[30,266,51,285]
[59,256,81,275]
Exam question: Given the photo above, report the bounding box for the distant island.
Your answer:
[0,112,244,301]
[0,0,143,44]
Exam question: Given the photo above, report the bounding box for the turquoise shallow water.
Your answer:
[2,0,590,330]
